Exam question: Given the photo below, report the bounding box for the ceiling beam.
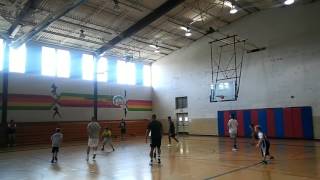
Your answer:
[229,0,260,14]
[10,0,88,48]
[95,0,185,56]
[7,0,43,36]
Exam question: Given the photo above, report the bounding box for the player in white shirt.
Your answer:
[255,125,274,164]
[51,128,63,163]
[86,117,101,161]
[227,114,238,151]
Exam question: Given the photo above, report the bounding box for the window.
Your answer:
[117,60,136,85]
[0,39,3,71]
[143,65,151,86]
[97,57,108,82]
[175,96,188,109]
[9,44,26,73]
[42,47,56,76]
[82,54,94,80]
[41,47,70,77]
[126,62,136,85]
[56,49,70,78]
[117,60,127,84]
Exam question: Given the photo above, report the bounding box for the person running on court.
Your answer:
[119,119,126,140]
[255,125,274,164]
[101,127,115,151]
[167,116,179,146]
[146,114,163,165]
[7,119,17,147]
[249,123,256,145]
[228,113,238,151]
[50,128,63,163]
[86,117,101,161]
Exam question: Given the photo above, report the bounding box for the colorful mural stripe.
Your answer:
[217,106,313,139]
[0,93,152,111]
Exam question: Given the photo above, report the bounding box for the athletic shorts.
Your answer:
[260,139,270,157]
[150,137,162,148]
[88,138,99,147]
[52,147,59,153]
[103,138,112,144]
[230,133,237,138]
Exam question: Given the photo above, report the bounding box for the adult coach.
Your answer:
[146,114,163,165]
[119,119,126,140]
[86,117,101,161]
[228,113,238,151]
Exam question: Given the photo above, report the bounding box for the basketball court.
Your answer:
[0,0,320,180]
[0,136,319,180]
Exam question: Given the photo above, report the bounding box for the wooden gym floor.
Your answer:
[0,136,319,180]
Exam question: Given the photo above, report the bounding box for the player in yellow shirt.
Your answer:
[101,127,115,151]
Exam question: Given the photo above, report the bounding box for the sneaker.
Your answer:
[51,159,54,163]
[112,148,115,151]
[167,144,172,147]
[55,157,58,161]
[158,159,161,164]
[262,160,268,164]
[93,154,96,160]
[101,148,104,151]
[149,160,153,166]
[232,148,238,151]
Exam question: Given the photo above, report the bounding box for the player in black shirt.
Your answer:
[168,116,179,146]
[146,114,163,165]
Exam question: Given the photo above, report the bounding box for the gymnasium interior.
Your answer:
[0,0,319,179]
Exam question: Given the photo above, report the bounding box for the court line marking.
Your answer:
[203,161,263,180]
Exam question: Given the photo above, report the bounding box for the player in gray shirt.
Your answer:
[86,117,101,161]
[51,128,63,163]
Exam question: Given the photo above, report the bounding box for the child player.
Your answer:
[101,127,115,151]
[50,128,63,163]
[255,125,274,164]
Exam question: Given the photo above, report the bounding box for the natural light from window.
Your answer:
[56,49,70,78]
[97,57,108,82]
[143,65,151,86]
[117,60,136,85]
[42,47,57,76]
[9,44,26,73]
[117,60,127,84]
[82,54,94,80]
[126,62,136,85]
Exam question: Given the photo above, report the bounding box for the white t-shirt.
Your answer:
[51,132,63,147]
[228,119,238,134]
[258,131,265,140]
[87,122,101,139]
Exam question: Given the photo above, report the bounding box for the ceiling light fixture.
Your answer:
[284,0,295,5]
[181,26,192,37]
[154,49,160,53]
[230,6,238,14]
[224,1,233,8]
[149,44,158,49]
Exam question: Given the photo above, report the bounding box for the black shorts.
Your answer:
[260,139,270,157]
[52,147,59,153]
[150,137,162,148]
[121,129,126,134]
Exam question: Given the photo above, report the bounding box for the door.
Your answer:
[176,113,189,134]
